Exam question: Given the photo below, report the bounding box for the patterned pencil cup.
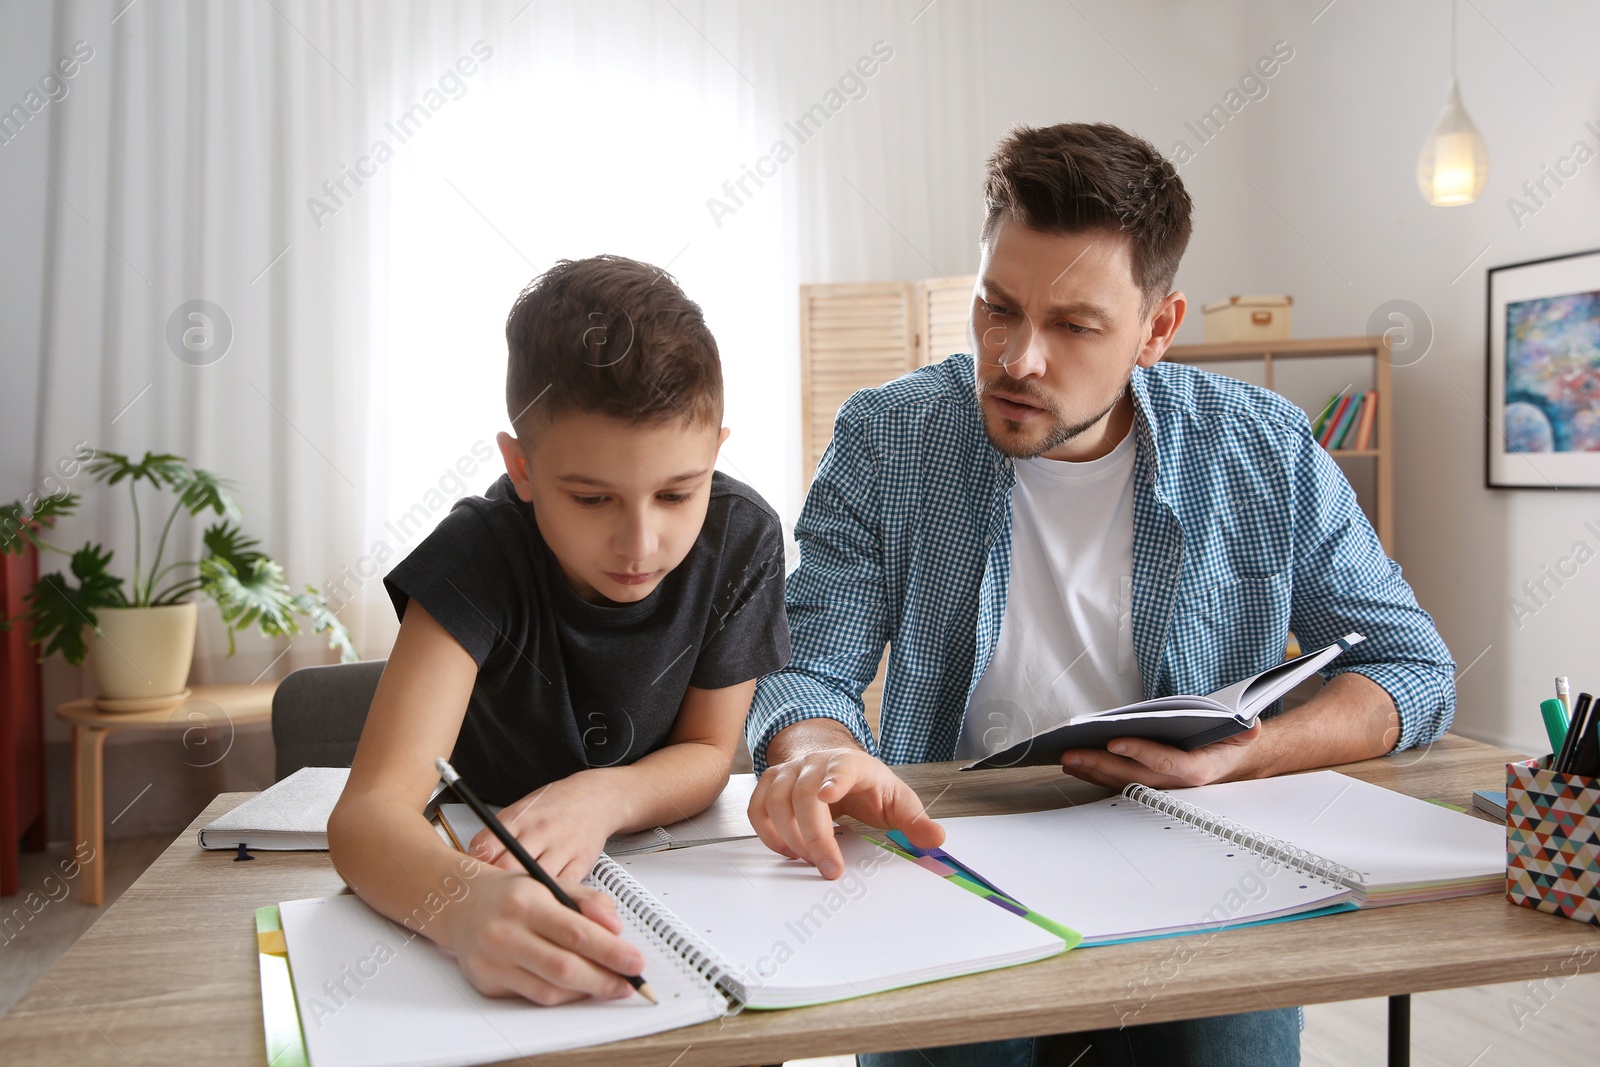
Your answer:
[1506,757,1600,928]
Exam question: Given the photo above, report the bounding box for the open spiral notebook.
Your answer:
[933,770,1506,946]
[268,827,1068,1067]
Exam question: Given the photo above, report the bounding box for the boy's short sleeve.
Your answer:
[383,504,516,668]
[689,507,791,690]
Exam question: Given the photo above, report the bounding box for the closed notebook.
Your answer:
[964,634,1364,769]
[199,766,349,851]
[276,828,1068,1067]
[438,774,758,857]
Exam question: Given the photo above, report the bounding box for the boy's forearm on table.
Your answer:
[584,739,736,835]
[328,791,489,946]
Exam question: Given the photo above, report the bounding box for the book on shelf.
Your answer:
[1317,393,1352,448]
[1327,391,1364,450]
[1309,391,1342,439]
[1353,390,1378,450]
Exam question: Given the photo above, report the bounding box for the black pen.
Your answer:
[1569,696,1600,779]
[1555,694,1594,775]
[435,757,656,1005]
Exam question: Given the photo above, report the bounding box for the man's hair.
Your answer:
[505,255,722,439]
[981,123,1193,319]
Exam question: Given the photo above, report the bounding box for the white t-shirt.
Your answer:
[956,430,1144,760]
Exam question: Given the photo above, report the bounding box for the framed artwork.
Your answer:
[1487,247,1600,489]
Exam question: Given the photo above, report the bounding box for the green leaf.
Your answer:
[86,450,190,489]
[201,521,264,569]
[174,467,239,518]
[0,492,79,555]
[197,526,359,663]
[200,553,300,646]
[292,587,359,663]
[24,544,128,666]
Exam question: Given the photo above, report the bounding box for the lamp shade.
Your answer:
[1416,78,1489,206]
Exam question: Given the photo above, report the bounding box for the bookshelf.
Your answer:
[1163,335,1395,556]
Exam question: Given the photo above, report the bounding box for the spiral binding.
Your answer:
[1122,784,1364,890]
[589,855,749,1011]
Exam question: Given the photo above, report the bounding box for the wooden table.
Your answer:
[3,735,1596,1066]
[55,682,276,905]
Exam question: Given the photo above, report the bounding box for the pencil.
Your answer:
[435,757,656,1005]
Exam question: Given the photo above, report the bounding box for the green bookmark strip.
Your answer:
[875,837,1082,949]
[255,905,310,1067]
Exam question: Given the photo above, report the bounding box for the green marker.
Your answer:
[1540,698,1570,755]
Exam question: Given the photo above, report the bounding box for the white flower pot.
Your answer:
[87,602,198,704]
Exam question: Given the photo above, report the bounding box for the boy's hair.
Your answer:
[505,255,722,439]
[981,123,1193,320]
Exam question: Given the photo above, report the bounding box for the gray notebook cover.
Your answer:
[198,766,350,850]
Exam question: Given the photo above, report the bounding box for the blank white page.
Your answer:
[278,893,722,1067]
[1166,771,1505,891]
[606,773,758,853]
[936,795,1351,945]
[614,827,1066,1009]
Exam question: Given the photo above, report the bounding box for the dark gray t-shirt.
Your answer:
[383,472,790,805]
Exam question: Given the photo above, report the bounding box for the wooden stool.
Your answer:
[55,683,276,904]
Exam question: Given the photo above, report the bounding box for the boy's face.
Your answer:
[970,217,1184,460]
[498,412,729,605]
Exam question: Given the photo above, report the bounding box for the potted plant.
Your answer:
[0,450,355,709]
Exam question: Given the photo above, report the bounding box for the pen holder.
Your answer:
[1506,756,1600,928]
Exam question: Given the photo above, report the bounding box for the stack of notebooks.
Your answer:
[1312,389,1379,451]
[257,769,1505,1067]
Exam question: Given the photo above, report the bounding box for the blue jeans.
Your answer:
[857,1007,1301,1067]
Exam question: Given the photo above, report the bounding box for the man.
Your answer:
[746,123,1454,1066]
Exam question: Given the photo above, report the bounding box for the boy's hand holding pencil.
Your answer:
[438,758,657,1005]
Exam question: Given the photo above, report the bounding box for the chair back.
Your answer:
[271,660,386,781]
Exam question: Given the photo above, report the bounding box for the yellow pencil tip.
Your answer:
[637,981,658,1005]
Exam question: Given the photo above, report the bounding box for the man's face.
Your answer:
[498,412,728,604]
[971,218,1178,460]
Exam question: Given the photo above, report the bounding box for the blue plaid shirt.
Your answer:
[748,354,1455,771]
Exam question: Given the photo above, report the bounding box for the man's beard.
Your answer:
[978,371,1132,459]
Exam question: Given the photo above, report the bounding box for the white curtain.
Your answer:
[34,0,989,685]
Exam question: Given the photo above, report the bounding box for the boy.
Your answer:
[329,255,790,1006]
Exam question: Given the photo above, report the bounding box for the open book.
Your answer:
[963,633,1365,770]
[932,770,1505,946]
[436,773,758,856]
[274,829,1068,1067]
